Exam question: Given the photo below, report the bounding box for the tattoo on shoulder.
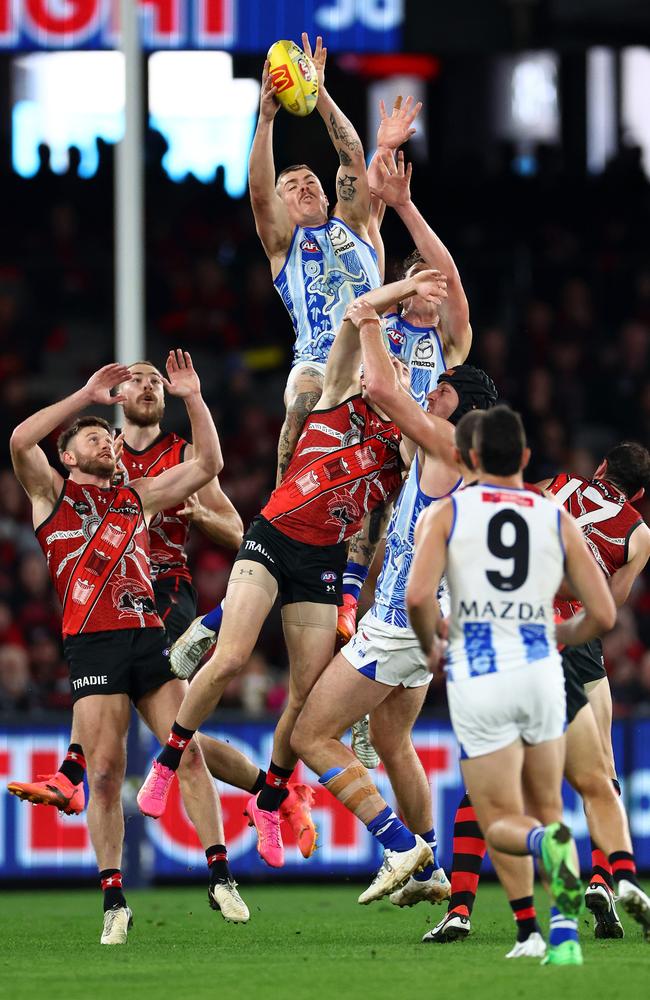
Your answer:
[337,174,358,202]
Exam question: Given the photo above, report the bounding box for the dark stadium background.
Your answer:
[0,1,649,879]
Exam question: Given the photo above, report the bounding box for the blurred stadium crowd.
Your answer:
[1,136,650,718]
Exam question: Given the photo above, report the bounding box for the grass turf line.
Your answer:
[1,883,648,1000]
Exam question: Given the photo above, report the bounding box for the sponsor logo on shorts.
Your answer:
[72,675,108,690]
[321,571,338,583]
[244,539,275,563]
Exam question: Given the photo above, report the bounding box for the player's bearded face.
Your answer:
[122,368,165,426]
[76,452,116,477]
[72,432,116,477]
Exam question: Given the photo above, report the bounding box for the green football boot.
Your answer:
[540,822,583,917]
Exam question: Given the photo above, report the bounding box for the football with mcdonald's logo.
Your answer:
[267,40,319,116]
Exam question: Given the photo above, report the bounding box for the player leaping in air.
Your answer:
[136,270,448,874]
[168,36,422,680]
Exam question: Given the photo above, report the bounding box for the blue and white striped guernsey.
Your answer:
[384,313,446,408]
[274,217,381,367]
[373,453,462,629]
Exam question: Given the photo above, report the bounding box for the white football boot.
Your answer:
[506,932,547,958]
[616,879,650,940]
[100,905,133,945]
[169,617,216,679]
[389,868,451,907]
[421,910,471,943]
[358,836,432,905]
[209,879,250,923]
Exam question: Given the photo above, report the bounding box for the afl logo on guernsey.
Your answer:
[387,326,405,352]
[321,571,338,583]
[301,240,320,253]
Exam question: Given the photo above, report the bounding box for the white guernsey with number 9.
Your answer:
[445,483,565,679]
[444,483,568,758]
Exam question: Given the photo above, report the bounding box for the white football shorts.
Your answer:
[447,657,566,759]
[340,610,432,689]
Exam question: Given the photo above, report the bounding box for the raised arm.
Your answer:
[407,500,454,664]
[555,510,617,646]
[177,450,244,551]
[135,352,222,520]
[318,269,446,408]
[248,60,294,263]
[370,151,471,364]
[10,363,131,525]
[351,296,456,464]
[302,33,370,233]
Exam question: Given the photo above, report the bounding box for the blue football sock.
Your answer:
[367,806,417,853]
[549,906,578,946]
[342,561,369,602]
[413,827,439,880]
[201,600,224,632]
[526,825,545,858]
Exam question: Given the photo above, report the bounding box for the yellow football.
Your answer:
[267,40,319,117]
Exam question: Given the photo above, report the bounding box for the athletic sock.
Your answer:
[257,761,293,811]
[201,600,224,633]
[590,844,614,890]
[413,827,439,881]
[100,869,127,912]
[206,844,231,883]
[250,769,267,795]
[610,851,640,888]
[59,743,86,786]
[367,805,417,853]
[342,561,369,602]
[549,906,578,947]
[525,825,546,858]
[448,793,486,916]
[157,721,196,771]
[509,895,541,942]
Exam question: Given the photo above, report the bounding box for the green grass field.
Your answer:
[1,883,648,1000]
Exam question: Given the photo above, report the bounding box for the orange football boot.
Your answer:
[336,594,358,645]
[7,771,85,815]
[280,783,318,859]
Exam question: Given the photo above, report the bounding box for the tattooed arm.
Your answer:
[302,33,370,234]
[276,367,324,485]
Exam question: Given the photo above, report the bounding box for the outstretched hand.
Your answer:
[376,95,422,150]
[302,32,327,90]
[85,364,132,406]
[412,268,448,305]
[164,350,201,398]
[369,149,412,208]
[260,59,281,121]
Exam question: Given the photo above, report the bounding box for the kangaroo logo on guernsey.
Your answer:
[306,266,368,315]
